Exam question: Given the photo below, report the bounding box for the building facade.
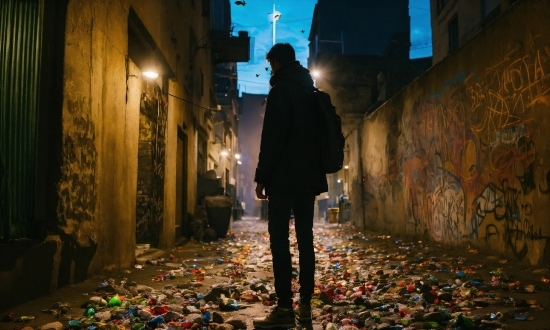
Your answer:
[361,0,550,266]
[308,0,430,225]
[308,0,410,61]
[237,93,269,218]
[0,0,249,310]
[430,0,520,64]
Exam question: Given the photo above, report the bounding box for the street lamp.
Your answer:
[269,4,282,46]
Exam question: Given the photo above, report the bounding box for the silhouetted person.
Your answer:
[253,43,327,328]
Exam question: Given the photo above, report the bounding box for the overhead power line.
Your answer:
[233,18,312,28]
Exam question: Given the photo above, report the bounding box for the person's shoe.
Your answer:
[253,306,295,329]
[294,303,312,323]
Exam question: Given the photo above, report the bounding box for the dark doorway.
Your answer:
[176,127,188,238]
[136,90,166,246]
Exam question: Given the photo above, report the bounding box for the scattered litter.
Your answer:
[2,221,547,330]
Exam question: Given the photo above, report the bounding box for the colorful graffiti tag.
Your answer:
[368,38,550,264]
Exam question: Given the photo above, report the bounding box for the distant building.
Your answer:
[237,93,268,218]
[430,0,520,64]
[308,0,411,62]
[307,0,431,227]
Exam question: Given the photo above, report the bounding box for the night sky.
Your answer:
[231,0,432,95]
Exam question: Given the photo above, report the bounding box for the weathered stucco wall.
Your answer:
[0,0,212,310]
[58,0,208,277]
[360,0,550,266]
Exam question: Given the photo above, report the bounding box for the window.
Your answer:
[481,0,500,17]
[437,0,448,14]
[200,71,204,96]
[448,16,458,54]
[188,28,197,89]
[481,0,501,26]
[195,70,204,97]
[202,0,210,17]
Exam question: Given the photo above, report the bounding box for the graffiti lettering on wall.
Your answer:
[402,149,465,243]
[469,181,549,260]
[369,37,550,263]
[59,91,98,226]
[136,88,167,246]
[471,43,550,137]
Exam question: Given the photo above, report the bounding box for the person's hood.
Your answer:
[269,60,313,88]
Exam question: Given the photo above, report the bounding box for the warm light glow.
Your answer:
[235,153,241,159]
[237,160,242,165]
[311,70,320,78]
[337,179,341,183]
[344,165,349,169]
[220,150,228,156]
[142,71,159,79]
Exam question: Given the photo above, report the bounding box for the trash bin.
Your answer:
[328,207,339,223]
[339,201,351,222]
[205,196,233,238]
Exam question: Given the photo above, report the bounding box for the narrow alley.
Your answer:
[2,1,550,329]
[1,217,548,330]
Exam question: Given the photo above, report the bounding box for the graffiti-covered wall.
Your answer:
[136,88,167,246]
[361,0,550,266]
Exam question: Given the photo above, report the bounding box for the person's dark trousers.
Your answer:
[267,190,315,309]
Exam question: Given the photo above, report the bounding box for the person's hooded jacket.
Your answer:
[254,61,328,196]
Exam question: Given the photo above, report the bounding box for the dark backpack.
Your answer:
[310,88,345,174]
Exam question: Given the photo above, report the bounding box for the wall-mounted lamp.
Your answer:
[237,160,242,165]
[127,70,159,79]
[337,179,342,183]
[125,55,159,80]
[344,165,349,169]
[235,153,241,159]
[220,150,228,156]
[142,70,159,79]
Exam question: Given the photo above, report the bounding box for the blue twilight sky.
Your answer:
[231,0,432,95]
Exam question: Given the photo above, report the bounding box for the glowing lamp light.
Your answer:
[235,153,241,159]
[220,150,229,156]
[344,165,349,169]
[337,179,341,183]
[237,160,242,165]
[311,70,321,78]
[142,71,159,79]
